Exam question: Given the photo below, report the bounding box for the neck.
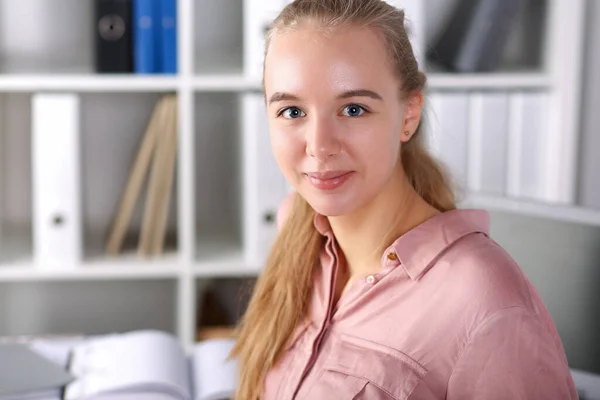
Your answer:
[328,169,439,279]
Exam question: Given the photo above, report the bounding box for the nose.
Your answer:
[305,115,342,162]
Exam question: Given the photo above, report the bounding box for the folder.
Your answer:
[31,93,83,269]
[241,94,290,265]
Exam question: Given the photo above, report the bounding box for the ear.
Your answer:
[400,91,424,143]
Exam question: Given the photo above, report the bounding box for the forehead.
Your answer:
[264,24,399,97]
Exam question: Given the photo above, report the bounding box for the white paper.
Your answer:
[191,339,237,400]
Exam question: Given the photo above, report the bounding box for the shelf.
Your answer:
[192,75,261,92]
[194,238,252,276]
[0,75,179,92]
[195,262,261,278]
[0,72,551,93]
[0,262,182,282]
[461,193,600,227]
[190,72,550,92]
[427,72,551,90]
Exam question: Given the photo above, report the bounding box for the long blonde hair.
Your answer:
[230,1,456,398]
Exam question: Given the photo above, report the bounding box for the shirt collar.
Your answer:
[313,212,333,236]
[313,208,490,280]
[391,209,490,281]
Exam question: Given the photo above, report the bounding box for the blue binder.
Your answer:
[133,0,158,73]
[159,0,177,74]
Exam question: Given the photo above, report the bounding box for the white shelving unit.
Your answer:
[0,0,593,352]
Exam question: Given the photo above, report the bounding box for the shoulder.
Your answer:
[437,231,539,319]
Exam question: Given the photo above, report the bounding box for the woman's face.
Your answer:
[264,24,422,216]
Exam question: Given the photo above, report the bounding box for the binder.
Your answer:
[31,93,82,269]
[241,94,289,265]
[243,0,288,80]
[133,0,159,73]
[158,0,177,74]
[427,92,469,191]
[94,0,133,73]
[385,0,425,67]
[507,91,550,202]
[468,92,509,195]
[0,95,4,247]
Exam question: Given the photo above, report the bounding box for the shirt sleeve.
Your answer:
[446,306,578,400]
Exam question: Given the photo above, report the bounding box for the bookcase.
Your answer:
[0,0,596,353]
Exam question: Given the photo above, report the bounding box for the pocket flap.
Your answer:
[323,334,427,400]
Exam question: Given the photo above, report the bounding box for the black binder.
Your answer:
[95,0,133,73]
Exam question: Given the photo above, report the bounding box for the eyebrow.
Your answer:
[268,89,383,105]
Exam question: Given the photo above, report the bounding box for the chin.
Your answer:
[300,190,363,217]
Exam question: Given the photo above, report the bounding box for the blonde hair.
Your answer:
[229,1,456,399]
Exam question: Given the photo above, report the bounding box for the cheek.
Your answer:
[270,130,303,176]
[350,125,400,172]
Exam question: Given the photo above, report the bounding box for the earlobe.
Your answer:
[401,92,423,142]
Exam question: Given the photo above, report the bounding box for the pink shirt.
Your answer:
[262,208,578,399]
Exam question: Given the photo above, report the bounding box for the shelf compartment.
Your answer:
[0,1,94,74]
[81,92,179,262]
[0,1,179,76]
[0,280,176,336]
[194,277,256,341]
[194,0,244,75]
[194,92,243,264]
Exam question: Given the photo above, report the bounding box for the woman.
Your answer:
[230,0,578,398]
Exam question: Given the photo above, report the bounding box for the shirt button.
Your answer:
[366,275,375,284]
[387,251,398,261]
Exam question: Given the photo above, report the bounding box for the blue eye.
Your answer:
[342,104,366,117]
[280,107,306,119]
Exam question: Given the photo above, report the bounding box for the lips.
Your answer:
[307,170,351,180]
[304,170,354,190]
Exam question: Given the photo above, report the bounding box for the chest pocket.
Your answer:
[302,333,427,400]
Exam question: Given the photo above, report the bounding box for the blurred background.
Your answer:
[0,0,598,395]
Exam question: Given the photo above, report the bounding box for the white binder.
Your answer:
[507,91,550,202]
[243,0,289,80]
[468,92,509,195]
[241,94,289,266]
[427,92,469,192]
[31,93,82,269]
[385,0,425,67]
